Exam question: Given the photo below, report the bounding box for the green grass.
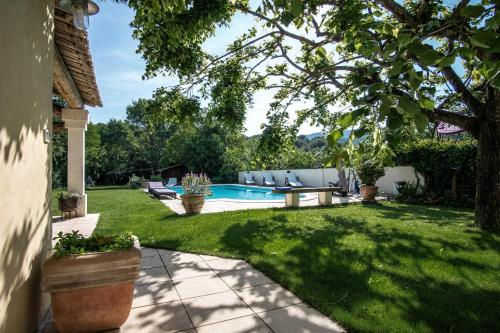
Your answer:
[61,186,500,333]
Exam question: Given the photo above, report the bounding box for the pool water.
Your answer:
[170,184,298,201]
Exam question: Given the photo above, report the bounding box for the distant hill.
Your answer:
[303,130,353,143]
[305,132,323,140]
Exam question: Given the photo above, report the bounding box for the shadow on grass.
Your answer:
[218,212,500,333]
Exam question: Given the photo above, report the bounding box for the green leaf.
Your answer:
[437,53,456,68]
[327,130,343,146]
[397,96,420,115]
[419,98,435,110]
[407,42,441,66]
[368,83,384,95]
[386,112,404,133]
[397,32,413,49]
[338,108,366,128]
[290,0,303,17]
[387,61,405,77]
[354,127,367,138]
[386,132,401,147]
[280,12,294,26]
[316,46,327,58]
[469,31,498,49]
[379,95,392,114]
[460,5,485,18]
[414,112,429,132]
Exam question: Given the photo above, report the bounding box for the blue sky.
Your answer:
[86,2,320,135]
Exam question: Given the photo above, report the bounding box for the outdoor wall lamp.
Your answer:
[59,0,99,30]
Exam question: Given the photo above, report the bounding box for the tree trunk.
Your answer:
[475,87,500,229]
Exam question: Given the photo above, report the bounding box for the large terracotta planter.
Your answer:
[42,237,141,333]
[181,194,205,214]
[360,185,378,202]
[58,197,80,211]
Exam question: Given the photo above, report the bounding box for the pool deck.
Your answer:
[160,194,382,215]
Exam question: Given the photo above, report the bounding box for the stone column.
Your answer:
[62,108,88,216]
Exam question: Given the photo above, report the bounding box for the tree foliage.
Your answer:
[126,0,500,228]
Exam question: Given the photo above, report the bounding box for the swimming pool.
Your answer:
[170,184,300,201]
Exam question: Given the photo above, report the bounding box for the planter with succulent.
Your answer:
[58,191,82,217]
[180,173,212,214]
[42,231,141,333]
[355,155,386,202]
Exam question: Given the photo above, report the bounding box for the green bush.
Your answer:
[128,174,145,189]
[150,174,162,182]
[395,139,476,206]
[394,179,423,203]
[53,231,134,257]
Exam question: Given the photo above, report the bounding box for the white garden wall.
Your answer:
[238,166,423,195]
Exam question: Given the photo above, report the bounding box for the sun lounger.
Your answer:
[243,172,256,185]
[151,188,177,199]
[166,177,177,186]
[285,171,303,187]
[148,181,164,194]
[262,172,276,186]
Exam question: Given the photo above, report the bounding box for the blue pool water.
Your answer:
[170,184,298,201]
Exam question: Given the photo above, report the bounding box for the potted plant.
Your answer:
[42,231,141,333]
[58,191,82,215]
[355,155,386,202]
[181,172,212,214]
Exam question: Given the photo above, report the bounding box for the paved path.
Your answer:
[161,195,369,215]
[46,217,345,332]
[122,248,345,333]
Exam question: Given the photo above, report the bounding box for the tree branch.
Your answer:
[422,108,479,137]
[440,66,484,116]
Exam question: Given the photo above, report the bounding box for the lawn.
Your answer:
[54,187,500,333]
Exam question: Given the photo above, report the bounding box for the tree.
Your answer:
[85,123,103,182]
[126,98,172,174]
[128,0,500,229]
[98,120,138,184]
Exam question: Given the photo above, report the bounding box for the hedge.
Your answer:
[395,139,477,206]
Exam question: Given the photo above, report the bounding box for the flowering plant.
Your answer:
[181,173,212,196]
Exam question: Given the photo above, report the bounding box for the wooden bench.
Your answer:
[272,187,342,207]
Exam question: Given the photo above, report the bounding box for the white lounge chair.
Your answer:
[243,172,256,185]
[166,177,177,186]
[262,172,276,186]
[285,171,303,187]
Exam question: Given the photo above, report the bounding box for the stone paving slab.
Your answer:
[122,248,346,333]
[160,193,384,215]
[42,247,345,333]
[51,214,100,245]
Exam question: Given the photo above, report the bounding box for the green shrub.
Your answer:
[181,172,212,196]
[394,178,423,203]
[53,230,134,257]
[395,139,476,206]
[150,174,162,182]
[355,155,386,186]
[128,174,145,189]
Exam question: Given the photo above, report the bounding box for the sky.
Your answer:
[85,2,320,135]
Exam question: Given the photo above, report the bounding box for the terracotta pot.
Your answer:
[58,197,80,211]
[360,185,378,202]
[42,237,141,333]
[181,194,205,214]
